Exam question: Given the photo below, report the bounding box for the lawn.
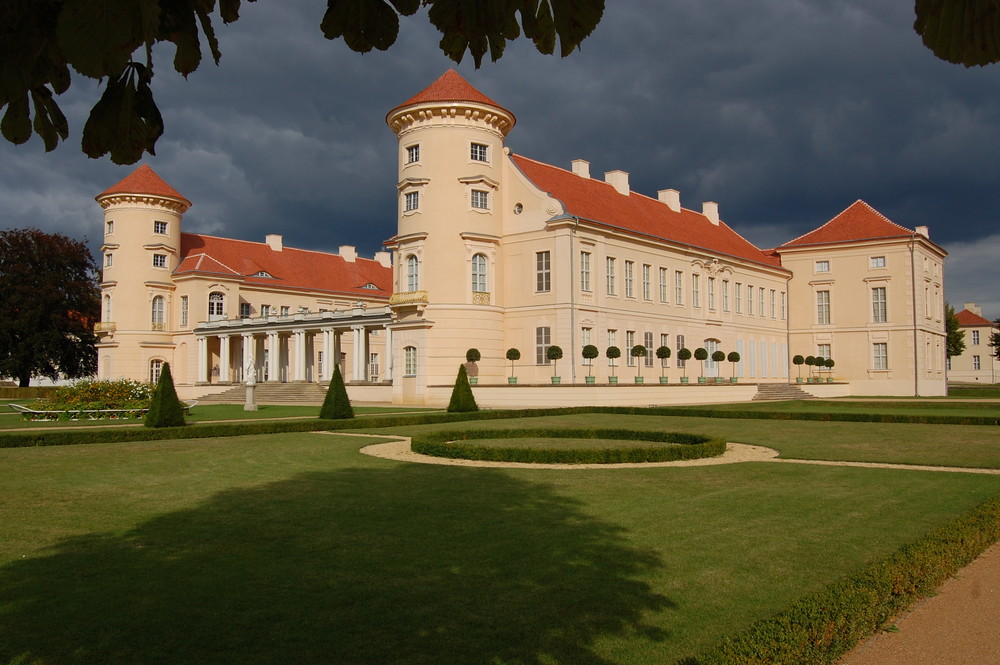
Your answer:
[676,399,1000,418]
[2,414,1000,664]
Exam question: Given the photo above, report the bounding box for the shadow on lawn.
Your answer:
[0,465,672,665]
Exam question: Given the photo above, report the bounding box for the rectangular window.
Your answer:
[758,287,765,317]
[873,342,888,370]
[972,330,980,345]
[105,253,113,267]
[780,291,787,320]
[644,331,654,367]
[471,189,489,209]
[870,255,886,268]
[152,254,166,268]
[872,287,887,323]
[280,306,290,316]
[815,260,830,273]
[607,329,617,365]
[817,343,831,361]
[691,274,700,307]
[642,264,651,300]
[406,144,420,163]
[626,331,636,366]
[582,327,592,365]
[536,251,551,292]
[747,284,754,315]
[536,327,551,364]
[239,302,251,318]
[817,290,830,324]
[735,282,742,313]
[659,268,668,303]
[154,220,168,235]
[722,280,730,311]
[660,333,670,366]
[707,277,716,310]
[405,347,417,375]
[674,271,684,304]
[676,334,685,368]
[106,220,114,234]
[261,304,270,317]
[624,261,635,298]
[180,296,188,327]
[470,142,488,162]
[769,289,776,318]
[974,355,982,370]
[580,251,591,292]
[606,257,617,295]
[404,191,419,212]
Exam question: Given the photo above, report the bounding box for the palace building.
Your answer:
[94,70,948,403]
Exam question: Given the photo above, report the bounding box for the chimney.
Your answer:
[915,225,929,238]
[702,201,720,226]
[374,251,392,268]
[965,302,981,316]
[571,159,591,178]
[339,245,357,262]
[604,170,629,196]
[265,234,283,251]
[658,189,681,212]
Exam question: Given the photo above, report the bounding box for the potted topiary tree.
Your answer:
[465,348,481,385]
[631,345,647,383]
[547,344,564,384]
[711,350,726,383]
[793,354,805,382]
[694,347,709,383]
[505,348,520,384]
[825,357,835,382]
[606,345,621,384]
[655,345,671,383]
[582,344,599,384]
[727,351,741,383]
[805,355,817,382]
[677,348,692,383]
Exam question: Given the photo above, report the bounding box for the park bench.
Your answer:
[9,401,197,422]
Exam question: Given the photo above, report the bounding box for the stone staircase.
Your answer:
[752,383,817,401]
[198,382,329,405]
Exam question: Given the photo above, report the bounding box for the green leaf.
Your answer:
[321,0,401,53]
[170,9,204,76]
[30,86,69,151]
[914,0,1000,67]
[56,0,153,79]
[1,93,32,145]
[81,63,163,164]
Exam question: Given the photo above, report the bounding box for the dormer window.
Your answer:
[253,270,273,278]
[361,283,379,290]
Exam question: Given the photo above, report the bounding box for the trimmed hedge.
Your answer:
[411,428,725,464]
[0,386,57,399]
[679,492,1000,665]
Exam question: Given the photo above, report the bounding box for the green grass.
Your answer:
[2,414,1000,664]
[682,399,1000,418]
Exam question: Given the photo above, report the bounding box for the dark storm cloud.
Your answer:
[1,0,998,314]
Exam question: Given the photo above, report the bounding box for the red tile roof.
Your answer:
[957,309,993,327]
[510,154,784,268]
[388,69,514,121]
[176,234,392,299]
[97,164,192,207]
[779,200,914,248]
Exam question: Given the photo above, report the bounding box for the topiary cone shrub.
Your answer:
[320,364,354,419]
[144,362,185,428]
[447,364,479,412]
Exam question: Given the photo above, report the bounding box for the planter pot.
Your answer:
[469,377,478,385]
[680,376,689,384]
[609,376,619,385]
[698,377,707,384]
[585,376,596,385]
[796,377,803,383]
[826,377,833,383]
[634,377,644,384]
[659,376,669,384]
[508,377,517,385]
[551,376,561,384]
[730,377,738,383]
[714,377,724,384]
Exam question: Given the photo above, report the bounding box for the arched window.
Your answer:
[208,292,225,320]
[472,253,488,292]
[406,255,419,292]
[404,346,417,376]
[103,295,112,321]
[149,359,163,383]
[151,296,165,330]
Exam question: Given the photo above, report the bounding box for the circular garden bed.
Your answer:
[410,428,726,464]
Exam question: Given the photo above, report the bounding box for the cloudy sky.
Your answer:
[2,0,999,317]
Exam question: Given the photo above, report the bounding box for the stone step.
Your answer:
[752,383,817,401]
[198,383,330,404]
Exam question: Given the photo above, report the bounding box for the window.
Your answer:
[735,282,742,313]
[105,220,114,235]
[747,284,754,315]
[149,359,163,383]
[406,144,420,163]
[607,329,617,364]
[239,302,251,318]
[972,330,980,345]
[642,264,651,300]
[660,333,670,366]
[154,221,168,235]
[151,295,165,330]
[582,327,592,365]
[180,296,188,327]
[769,290,776,318]
[404,346,417,375]
[104,295,112,321]
[253,271,273,278]
[624,261,635,298]
[691,274,700,307]
[974,355,982,370]
[404,191,419,212]
[606,257,616,295]
[708,277,716,310]
[472,253,488,292]
[470,142,488,162]
[406,255,419,291]
[580,251,591,292]
[536,326,551,365]
[260,304,270,317]
[280,306,290,316]
[722,280,730,311]
[817,344,831,361]
[105,253,113,267]
[873,342,888,370]
[758,287,765,317]
[676,335,686,368]
[536,251,551,292]
[871,256,886,269]
[644,332,654,367]
[626,331,636,366]
[674,270,683,304]
[780,291,787,320]
[816,290,830,324]
[153,254,166,268]
[471,189,489,210]
[208,292,224,319]
[815,260,830,273]
[872,287,887,323]
[659,268,668,302]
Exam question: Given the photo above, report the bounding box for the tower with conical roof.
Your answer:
[385,70,516,398]
[94,165,191,380]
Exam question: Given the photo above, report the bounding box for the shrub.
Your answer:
[320,364,354,419]
[144,363,185,428]
[36,378,153,410]
[582,344,599,376]
[447,364,479,413]
[677,348,692,377]
[505,348,520,377]
[465,348,481,363]
[546,345,563,376]
[606,346,621,376]
[711,350,726,363]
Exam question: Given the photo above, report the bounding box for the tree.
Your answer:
[0,229,99,387]
[945,303,966,359]
[727,351,741,378]
[546,344,563,377]
[581,344,599,377]
[990,318,1000,360]
[144,362,185,427]
[605,345,621,377]
[694,347,708,377]
[465,348,481,363]
[505,347,520,378]
[793,354,805,379]
[447,363,478,412]
[630,344,647,378]
[320,364,354,419]
[677,348,692,378]
[914,0,1000,67]
[0,0,604,164]
[655,345,671,378]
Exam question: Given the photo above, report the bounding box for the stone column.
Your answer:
[292,329,306,381]
[197,336,208,383]
[219,334,231,383]
[322,329,334,382]
[267,331,280,382]
[383,325,393,383]
[352,325,366,382]
[242,333,255,383]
